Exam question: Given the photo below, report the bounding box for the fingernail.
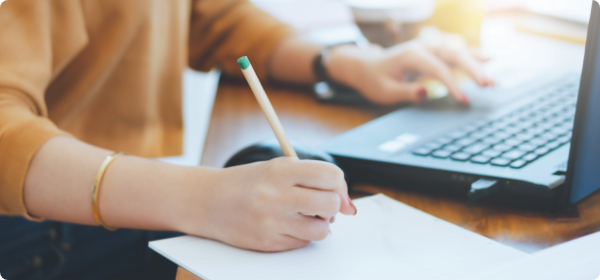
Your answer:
[329,216,335,223]
[481,77,494,87]
[348,197,357,215]
[462,95,471,105]
[417,87,428,101]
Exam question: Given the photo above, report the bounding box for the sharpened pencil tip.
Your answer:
[237,56,250,70]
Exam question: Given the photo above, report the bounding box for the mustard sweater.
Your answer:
[0,0,293,218]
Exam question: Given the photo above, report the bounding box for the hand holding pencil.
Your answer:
[184,56,358,252]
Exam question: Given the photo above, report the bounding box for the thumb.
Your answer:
[380,80,427,104]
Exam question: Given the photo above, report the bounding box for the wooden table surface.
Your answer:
[175,75,600,280]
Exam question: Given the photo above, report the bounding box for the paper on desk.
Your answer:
[464,230,600,280]
[149,194,525,280]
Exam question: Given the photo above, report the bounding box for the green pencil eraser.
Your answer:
[237,56,250,70]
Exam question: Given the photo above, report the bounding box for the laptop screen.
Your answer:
[564,0,600,204]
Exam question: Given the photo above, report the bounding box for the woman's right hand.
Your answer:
[178,157,357,252]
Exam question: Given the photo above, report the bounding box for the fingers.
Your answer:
[468,47,490,62]
[404,47,469,104]
[275,158,356,215]
[281,215,331,241]
[385,80,427,103]
[436,48,492,87]
[366,79,427,104]
[292,187,341,219]
[256,234,311,252]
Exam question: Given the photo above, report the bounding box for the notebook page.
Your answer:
[464,230,600,280]
[150,194,525,280]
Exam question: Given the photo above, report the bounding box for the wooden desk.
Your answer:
[175,77,600,280]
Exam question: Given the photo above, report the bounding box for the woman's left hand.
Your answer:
[325,39,493,105]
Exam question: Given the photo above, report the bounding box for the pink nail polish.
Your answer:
[417,87,428,101]
[462,95,471,105]
[330,216,335,223]
[348,197,357,215]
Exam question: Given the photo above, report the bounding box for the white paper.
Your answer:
[465,230,600,280]
[150,194,525,280]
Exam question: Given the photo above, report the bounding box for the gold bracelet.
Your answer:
[92,152,127,231]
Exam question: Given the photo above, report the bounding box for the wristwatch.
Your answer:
[312,44,368,104]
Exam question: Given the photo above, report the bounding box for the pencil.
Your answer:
[237,56,298,159]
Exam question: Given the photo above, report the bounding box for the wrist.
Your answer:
[171,166,221,235]
[326,45,369,90]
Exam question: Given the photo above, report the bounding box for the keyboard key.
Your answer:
[455,138,477,147]
[533,147,550,156]
[502,149,527,160]
[490,121,510,131]
[490,158,512,167]
[538,122,556,131]
[482,137,502,145]
[451,152,471,161]
[515,121,535,130]
[529,138,548,147]
[412,147,432,156]
[470,131,489,139]
[423,142,443,150]
[503,126,523,135]
[470,155,491,164]
[504,138,523,147]
[545,141,561,150]
[540,132,559,141]
[510,160,528,169]
[493,143,513,152]
[462,143,490,154]
[432,150,452,159]
[517,143,538,152]
[443,144,463,152]
[522,153,538,162]
[550,127,569,136]
[492,132,510,139]
[515,133,535,141]
[436,136,454,145]
[556,135,571,144]
[482,149,502,158]
[527,126,547,136]
[479,126,497,135]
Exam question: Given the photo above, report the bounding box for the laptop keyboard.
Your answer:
[412,79,578,169]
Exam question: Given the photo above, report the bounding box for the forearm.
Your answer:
[268,36,322,83]
[24,136,215,232]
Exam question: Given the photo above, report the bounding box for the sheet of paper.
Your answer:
[464,230,600,280]
[150,194,526,280]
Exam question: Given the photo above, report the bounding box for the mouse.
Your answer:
[224,139,337,168]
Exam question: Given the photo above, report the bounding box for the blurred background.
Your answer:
[238,0,591,111]
[250,0,591,45]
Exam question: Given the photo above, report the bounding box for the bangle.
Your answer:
[92,152,127,231]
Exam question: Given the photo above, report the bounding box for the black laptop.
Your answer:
[321,1,600,209]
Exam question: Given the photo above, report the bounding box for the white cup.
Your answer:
[347,0,435,47]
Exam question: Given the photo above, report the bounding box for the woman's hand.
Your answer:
[326,40,492,105]
[179,157,356,252]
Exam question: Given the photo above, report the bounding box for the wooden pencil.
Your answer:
[237,56,298,159]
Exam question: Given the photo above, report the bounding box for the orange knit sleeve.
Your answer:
[189,0,296,80]
[0,0,86,219]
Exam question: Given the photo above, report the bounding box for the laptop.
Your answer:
[321,1,600,209]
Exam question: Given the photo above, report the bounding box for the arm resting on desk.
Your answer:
[24,136,355,251]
